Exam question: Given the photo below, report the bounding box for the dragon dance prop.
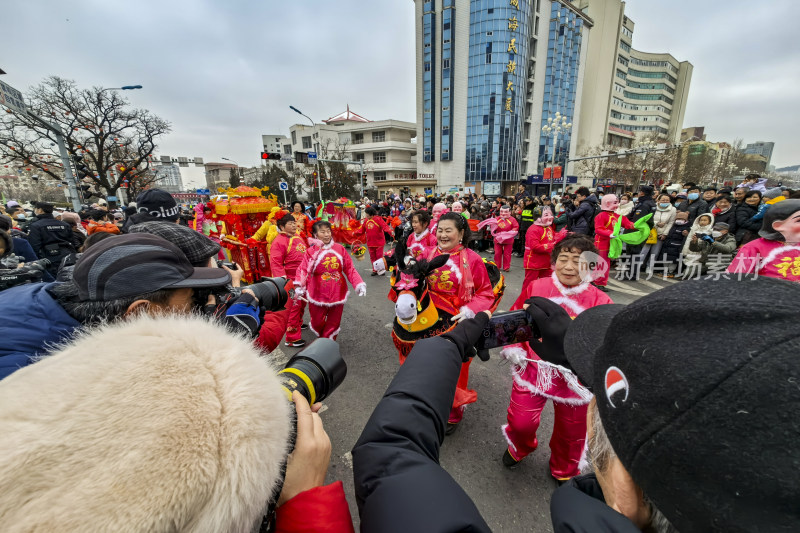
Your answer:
[608,213,654,259]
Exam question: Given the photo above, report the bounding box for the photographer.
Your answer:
[531,278,799,531]
[0,234,231,380]
[353,312,493,532]
[0,313,354,532]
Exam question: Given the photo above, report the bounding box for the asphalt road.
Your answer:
[270,247,675,531]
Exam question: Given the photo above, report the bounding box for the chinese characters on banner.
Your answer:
[506,2,519,113]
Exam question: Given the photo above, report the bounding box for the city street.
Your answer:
[270,247,675,531]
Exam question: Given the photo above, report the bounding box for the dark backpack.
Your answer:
[585,203,601,237]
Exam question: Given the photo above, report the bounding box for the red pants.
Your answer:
[503,381,588,479]
[513,268,552,309]
[368,246,383,271]
[594,249,611,287]
[255,308,289,353]
[494,242,513,271]
[309,303,344,339]
[399,349,476,424]
[285,297,307,342]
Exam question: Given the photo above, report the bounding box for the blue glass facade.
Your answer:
[465,0,531,182]
[538,1,583,172]
[422,2,436,162]
[440,0,455,161]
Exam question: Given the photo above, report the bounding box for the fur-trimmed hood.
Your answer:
[0,314,291,532]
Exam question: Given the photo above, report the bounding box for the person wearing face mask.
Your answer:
[661,211,690,277]
[490,205,519,272]
[640,194,676,272]
[688,222,737,274]
[516,206,567,306]
[728,199,800,282]
[615,194,634,218]
[676,186,709,225]
[593,195,635,292]
[681,213,715,277]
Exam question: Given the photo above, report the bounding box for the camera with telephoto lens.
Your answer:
[279,338,347,405]
[195,276,291,318]
[215,259,237,270]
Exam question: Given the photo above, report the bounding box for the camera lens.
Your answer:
[248,277,289,312]
[279,338,346,404]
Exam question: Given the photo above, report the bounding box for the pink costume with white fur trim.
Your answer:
[501,273,612,480]
[406,229,437,261]
[726,239,800,282]
[294,241,365,339]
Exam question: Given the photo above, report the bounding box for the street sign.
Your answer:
[281,155,293,162]
[278,181,289,191]
[106,196,118,202]
[307,151,317,164]
[0,80,28,115]
[196,188,210,195]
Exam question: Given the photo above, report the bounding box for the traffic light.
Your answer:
[73,154,90,179]
[295,152,309,164]
[362,173,368,187]
[261,152,282,160]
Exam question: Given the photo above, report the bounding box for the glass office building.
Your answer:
[538,2,583,173]
[464,1,531,182]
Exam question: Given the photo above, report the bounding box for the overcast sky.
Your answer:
[4,0,798,187]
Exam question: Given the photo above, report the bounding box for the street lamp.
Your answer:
[99,85,143,93]
[541,111,572,196]
[290,105,323,204]
[221,157,242,186]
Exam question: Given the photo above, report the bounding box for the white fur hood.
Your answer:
[0,314,291,532]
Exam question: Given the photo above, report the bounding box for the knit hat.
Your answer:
[135,189,180,221]
[559,278,800,532]
[0,314,291,531]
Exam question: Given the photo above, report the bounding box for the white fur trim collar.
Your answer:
[413,229,430,241]
[550,272,591,296]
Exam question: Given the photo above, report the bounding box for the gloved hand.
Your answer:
[355,282,367,297]
[523,297,572,368]
[450,305,476,323]
[372,258,386,274]
[294,286,306,299]
[441,311,491,362]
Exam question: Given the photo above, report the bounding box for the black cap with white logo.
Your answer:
[561,278,800,532]
[72,233,230,302]
[135,188,180,221]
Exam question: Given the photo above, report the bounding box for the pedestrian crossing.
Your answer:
[604,273,678,302]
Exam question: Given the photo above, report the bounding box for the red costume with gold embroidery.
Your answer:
[593,210,634,287]
[406,229,437,261]
[423,245,495,423]
[294,241,366,339]
[270,232,309,344]
[361,216,393,271]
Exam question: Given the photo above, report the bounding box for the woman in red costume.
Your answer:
[500,234,613,481]
[593,194,634,291]
[361,206,393,275]
[294,220,367,340]
[491,205,519,272]
[271,214,309,348]
[424,212,496,433]
[290,201,312,243]
[516,206,567,308]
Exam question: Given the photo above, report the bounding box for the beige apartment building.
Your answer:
[282,107,427,200]
[575,0,692,154]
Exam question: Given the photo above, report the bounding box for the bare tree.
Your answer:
[0,76,170,207]
[313,137,360,200]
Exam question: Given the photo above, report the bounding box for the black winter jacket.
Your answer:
[734,203,762,244]
[630,195,656,227]
[550,474,641,532]
[663,222,689,261]
[713,207,737,235]
[677,198,709,224]
[352,337,491,533]
[27,214,78,274]
[567,195,598,235]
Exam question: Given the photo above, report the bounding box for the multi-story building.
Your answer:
[574,0,693,154]
[743,141,775,168]
[279,107,423,199]
[681,126,706,142]
[150,155,205,191]
[414,0,594,196]
[204,162,238,192]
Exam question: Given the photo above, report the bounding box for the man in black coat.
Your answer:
[676,185,709,224]
[566,187,597,235]
[353,313,493,533]
[27,202,78,276]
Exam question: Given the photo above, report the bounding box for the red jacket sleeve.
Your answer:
[275,480,354,533]
[270,236,288,278]
[620,215,635,231]
[594,212,616,238]
[525,225,551,254]
[464,251,496,314]
[295,248,314,290]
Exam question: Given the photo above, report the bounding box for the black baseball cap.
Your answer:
[73,233,231,302]
[562,278,800,531]
[135,188,180,221]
